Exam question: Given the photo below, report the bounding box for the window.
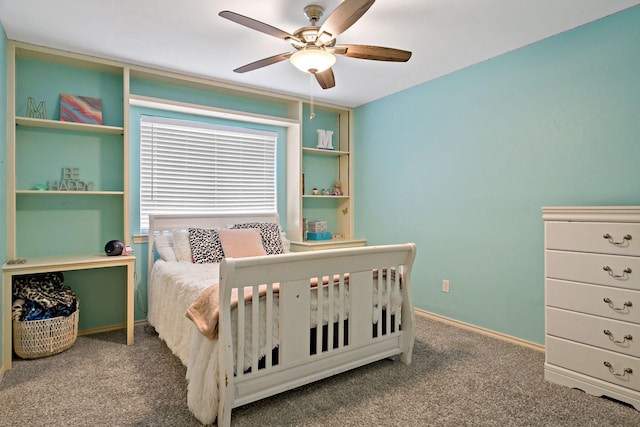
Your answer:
[140,116,277,233]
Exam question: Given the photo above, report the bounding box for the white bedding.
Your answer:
[148,258,404,425]
[148,260,218,365]
[148,260,232,424]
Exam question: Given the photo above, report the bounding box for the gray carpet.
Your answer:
[2,315,640,426]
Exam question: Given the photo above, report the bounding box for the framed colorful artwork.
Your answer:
[59,94,103,125]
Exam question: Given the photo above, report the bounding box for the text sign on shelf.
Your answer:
[316,129,334,150]
[48,167,94,191]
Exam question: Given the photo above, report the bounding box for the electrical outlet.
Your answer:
[442,279,450,293]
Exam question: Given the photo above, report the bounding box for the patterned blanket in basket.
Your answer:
[12,272,77,321]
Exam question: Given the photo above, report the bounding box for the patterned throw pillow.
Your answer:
[188,228,225,263]
[231,222,284,255]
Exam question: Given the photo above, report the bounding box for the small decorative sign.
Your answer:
[27,97,47,119]
[59,94,103,125]
[48,167,94,191]
[316,129,334,150]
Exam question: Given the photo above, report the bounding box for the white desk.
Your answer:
[2,254,136,370]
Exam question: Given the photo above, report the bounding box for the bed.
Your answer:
[146,213,416,426]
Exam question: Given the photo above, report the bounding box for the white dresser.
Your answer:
[543,206,640,408]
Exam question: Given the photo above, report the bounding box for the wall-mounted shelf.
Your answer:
[16,116,124,134]
[15,190,125,195]
[302,147,349,156]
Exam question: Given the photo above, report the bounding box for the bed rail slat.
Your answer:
[393,267,401,333]
[338,275,345,349]
[327,273,335,352]
[265,283,274,367]
[315,276,324,354]
[376,268,383,337]
[349,271,374,345]
[279,279,311,363]
[251,285,260,372]
[385,267,392,336]
[236,289,245,376]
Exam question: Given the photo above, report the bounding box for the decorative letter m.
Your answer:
[316,129,334,150]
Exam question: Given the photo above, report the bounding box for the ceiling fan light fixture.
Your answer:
[290,47,336,73]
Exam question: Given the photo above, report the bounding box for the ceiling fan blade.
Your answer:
[219,10,299,43]
[234,52,293,73]
[317,0,375,44]
[333,44,412,62]
[314,68,336,89]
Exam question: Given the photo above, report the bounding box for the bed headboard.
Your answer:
[147,212,281,281]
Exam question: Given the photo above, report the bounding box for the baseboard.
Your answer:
[414,309,545,352]
[77,319,148,337]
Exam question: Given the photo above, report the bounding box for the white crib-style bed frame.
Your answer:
[147,213,417,426]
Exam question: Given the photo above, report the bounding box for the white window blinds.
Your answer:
[140,116,277,233]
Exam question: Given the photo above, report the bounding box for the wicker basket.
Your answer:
[13,308,79,359]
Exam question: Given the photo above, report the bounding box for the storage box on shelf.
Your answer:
[543,206,640,409]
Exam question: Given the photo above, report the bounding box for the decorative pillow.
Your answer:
[280,231,290,253]
[154,233,177,262]
[171,230,192,262]
[231,222,284,255]
[216,228,267,258]
[188,228,225,263]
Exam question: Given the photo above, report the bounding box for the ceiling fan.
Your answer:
[219,0,412,90]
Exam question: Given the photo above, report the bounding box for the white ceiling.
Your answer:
[1,0,639,108]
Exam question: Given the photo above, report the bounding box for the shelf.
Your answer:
[302,147,349,156]
[16,190,124,195]
[290,239,367,252]
[303,195,349,199]
[2,253,135,272]
[16,117,124,134]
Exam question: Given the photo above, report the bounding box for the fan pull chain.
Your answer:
[309,73,315,121]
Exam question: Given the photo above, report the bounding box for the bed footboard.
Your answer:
[217,243,416,427]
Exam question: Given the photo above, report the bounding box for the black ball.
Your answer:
[105,240,124,256]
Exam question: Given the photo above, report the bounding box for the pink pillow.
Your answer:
[216,228,267,258]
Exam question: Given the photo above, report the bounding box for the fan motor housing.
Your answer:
[303,5,324,23]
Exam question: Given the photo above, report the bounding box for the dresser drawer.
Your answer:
[546,336,640,392]
[546,279,640,323]
[546,307,640,357]
[545,222,640,256]
[546,250,640,290]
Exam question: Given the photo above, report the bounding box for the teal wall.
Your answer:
[354,6,640,344]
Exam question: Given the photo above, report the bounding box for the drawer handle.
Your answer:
[603,329,633,344]
[603,266,632,278]
[603,233,632,245]
[603,297,632,311]
[604,361,633,377]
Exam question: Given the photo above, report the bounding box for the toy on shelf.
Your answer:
[331,180,343,196]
